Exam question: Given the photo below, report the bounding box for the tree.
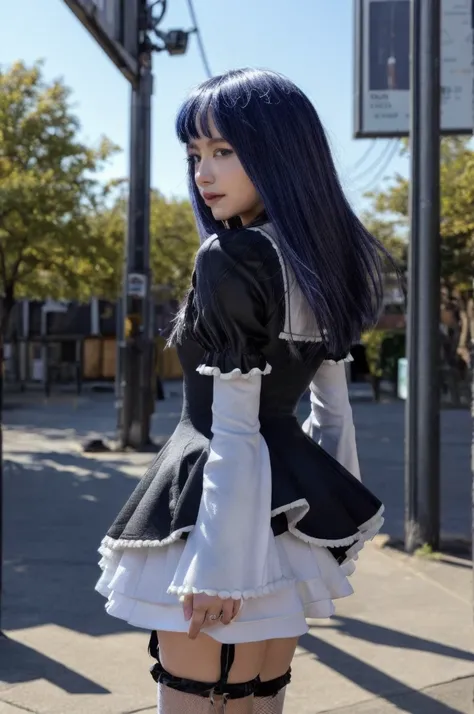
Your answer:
[367,137,474,292]
[86,190,199,302]
[361,211,408,272]
[0,60,119,333]
[149,191,199,299]
[365,137,474,403]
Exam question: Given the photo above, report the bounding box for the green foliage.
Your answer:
[361,329,405,380]
[361,330,385,377]
[414,543,441,559]
[0,60,199,333]
[0,60,119,319]
[364,137,474,292]
[360,211,407,272]
[149,192,199,299]
[86,190,199,301]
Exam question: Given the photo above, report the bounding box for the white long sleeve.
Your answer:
[167,373,288,600]
[302,361,361,480]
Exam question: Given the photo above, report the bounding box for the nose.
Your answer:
[195,157,214,188]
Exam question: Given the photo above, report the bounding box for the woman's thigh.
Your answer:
[259,636,299,681]
[157,630,267,684]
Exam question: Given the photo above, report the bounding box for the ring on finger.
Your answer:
[207,611,223,621]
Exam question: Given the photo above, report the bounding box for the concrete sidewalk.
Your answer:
[0,388,472,713]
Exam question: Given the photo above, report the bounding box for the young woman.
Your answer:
[96,68,387,713]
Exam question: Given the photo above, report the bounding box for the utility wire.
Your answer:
[358,141,400,193]
[349,140,377,173]
[351,140,394,184]
[185,0,213,78]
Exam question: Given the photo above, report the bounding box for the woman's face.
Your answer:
[187,116,264,226]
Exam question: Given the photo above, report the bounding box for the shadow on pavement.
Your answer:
[300,629,469,714]
[0,634,110,694]
[330,616,474,663]
[4,449,156,639]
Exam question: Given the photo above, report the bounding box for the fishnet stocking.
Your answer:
[253,687,287,714]
[157,682,254,713]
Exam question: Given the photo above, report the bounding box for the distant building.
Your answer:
[4,296,182,390]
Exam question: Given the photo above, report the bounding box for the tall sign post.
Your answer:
[119,13,154,448]
[471,277,474,614]
[0,305,3,634]
[64,0,153,449]
[415,0,441,550]
[64,0,194,449]
[63,0,139,83]
[117,4,193,448]
[405,0,442,552]
[471,2,474,618]
[354,0,473,137]
[405,0,421,552]
[353,0,473,550]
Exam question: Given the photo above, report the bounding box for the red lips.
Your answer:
[202,192,224,201]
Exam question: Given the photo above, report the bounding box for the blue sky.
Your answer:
[1,0,407,211]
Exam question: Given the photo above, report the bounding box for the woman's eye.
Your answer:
[187,154,200,165]
[215,148,233,158]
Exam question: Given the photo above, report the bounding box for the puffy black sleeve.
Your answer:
[192,230,275,378]
[167,230,285,600]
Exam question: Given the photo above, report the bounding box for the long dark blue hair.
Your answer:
[176,67,389,356]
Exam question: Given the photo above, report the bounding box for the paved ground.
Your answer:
[0,384,472,713]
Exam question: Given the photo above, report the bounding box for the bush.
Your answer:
[361,330,406,382]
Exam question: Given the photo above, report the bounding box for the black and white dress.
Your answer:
[96,223,384,644]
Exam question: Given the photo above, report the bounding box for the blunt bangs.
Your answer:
[176,77,224,144]
[176,68,289,146]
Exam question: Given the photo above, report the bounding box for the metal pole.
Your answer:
[416,0,441,549]
[405,0,422,552]
[115,295,123,430]
[118,4,154,449]
[471,309,474,617]
[41,309,50,398]
[0,308,3,633]
[75,339,82,396]
[471,2,474,619]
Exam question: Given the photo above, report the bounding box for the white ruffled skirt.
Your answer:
[95,529,376,644]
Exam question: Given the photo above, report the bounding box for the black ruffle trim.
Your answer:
[197,349,271,377]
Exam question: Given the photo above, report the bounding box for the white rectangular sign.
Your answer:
[127,273,148,299]
[354,0,473,137]
[64,0,139,84]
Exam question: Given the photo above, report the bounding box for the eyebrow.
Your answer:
[187,137,228,150]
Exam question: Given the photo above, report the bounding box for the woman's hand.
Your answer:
[183,593,241,640]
